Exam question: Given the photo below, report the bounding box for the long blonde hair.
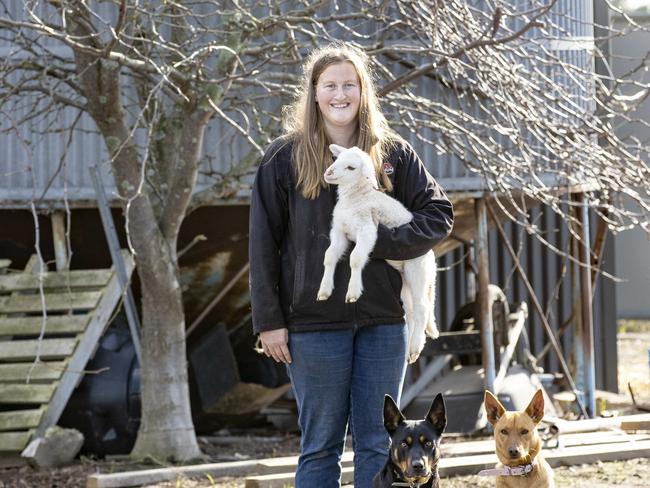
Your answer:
[283,43,399,199]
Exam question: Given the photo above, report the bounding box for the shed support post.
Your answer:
[51,212,69,271]
[475,197,495,393]
[573,192,596,417]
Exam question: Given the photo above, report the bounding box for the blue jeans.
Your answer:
[287,324,408,488]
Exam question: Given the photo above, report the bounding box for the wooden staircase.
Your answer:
[0,251,134,454]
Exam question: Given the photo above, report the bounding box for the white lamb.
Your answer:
[317,144,439,363]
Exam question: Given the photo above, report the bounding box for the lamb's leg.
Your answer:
[400,283,419,363]
[346,225,377,303]
[401,283,414,340]
[317,227,348,301]
[424,252,439,339]
[404,259,429,363]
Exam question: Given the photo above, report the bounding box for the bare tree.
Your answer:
[2,0,650,459]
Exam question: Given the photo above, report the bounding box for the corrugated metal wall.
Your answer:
[0,1,596,204]
[435,202,618,391]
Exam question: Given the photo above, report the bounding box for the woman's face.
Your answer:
[315,62,361,136]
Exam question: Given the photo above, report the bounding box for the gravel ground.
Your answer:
[1,323,648,488]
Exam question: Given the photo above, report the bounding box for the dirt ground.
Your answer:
[1,321,648,488]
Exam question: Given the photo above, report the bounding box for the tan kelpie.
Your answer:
[482,389,555,487]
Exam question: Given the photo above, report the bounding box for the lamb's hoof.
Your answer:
[407,351,421,364]
[345,295,359,303]
[317,291,331,301]
[426,327,440,340]
[407,336,425,364]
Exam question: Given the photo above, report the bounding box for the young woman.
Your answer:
[249,43,453,487]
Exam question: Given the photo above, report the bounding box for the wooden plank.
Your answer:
[441,432,649,457]
[0,431,31,451]
[436,439,650,477]
[0,361,66,382]
[0,291,102,314]
[87,460,267,488]
[86,436,650,488]
[247,440,650,486]
[87,457,352,488]
[0,270,112,293]
[0,454,27,468]
[0,408,44,431]
[34,251,134,438]
[245,469,353,488]
[0,315,89,337]
[0,338,77,361]
[0,383,56,404]
[545,413,650,434]
[620,419,650,430]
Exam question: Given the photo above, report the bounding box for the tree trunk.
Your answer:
[68,16,208,460]
[129,223,202,460]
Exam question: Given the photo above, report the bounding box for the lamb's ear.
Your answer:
[329,144,346,157]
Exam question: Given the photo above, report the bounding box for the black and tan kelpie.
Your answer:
[373,393,447,488]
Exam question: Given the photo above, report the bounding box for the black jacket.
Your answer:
[249,137,454,334]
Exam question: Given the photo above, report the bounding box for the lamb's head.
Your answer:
[324,144,378,190]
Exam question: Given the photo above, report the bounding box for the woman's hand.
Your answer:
[259,328,292,364]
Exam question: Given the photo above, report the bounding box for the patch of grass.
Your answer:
[618,320,650,333]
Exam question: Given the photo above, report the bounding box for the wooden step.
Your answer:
[0,291,102,314]
[0,431,32,451]
[0,315,89,337]
[0,338,77,361]
[0,270,112,292]
[0,408,44,431]
[0,361,66,382]
[0,383,57,404]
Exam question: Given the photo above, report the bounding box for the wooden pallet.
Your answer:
[0,251,134,453]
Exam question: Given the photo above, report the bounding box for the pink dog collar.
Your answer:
[478,463,534,477]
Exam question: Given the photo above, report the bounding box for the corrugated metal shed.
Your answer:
[0,1,618,394]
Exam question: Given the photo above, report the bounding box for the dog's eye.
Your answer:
[424,440,433,448]
[346,165,355,170]
[400,441,408,448]
[500,429,508,435]
[520,429,529,435]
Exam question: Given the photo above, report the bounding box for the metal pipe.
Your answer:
[575,192,596,417]
[571,221,585,413]
[89,165,142,364]
[475,197,496,393]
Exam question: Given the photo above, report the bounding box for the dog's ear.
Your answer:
[383,394,405,434]
[484,390,506,425]
[525,389,545,424]
[329,144,346,157]
[425,393,447,436]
